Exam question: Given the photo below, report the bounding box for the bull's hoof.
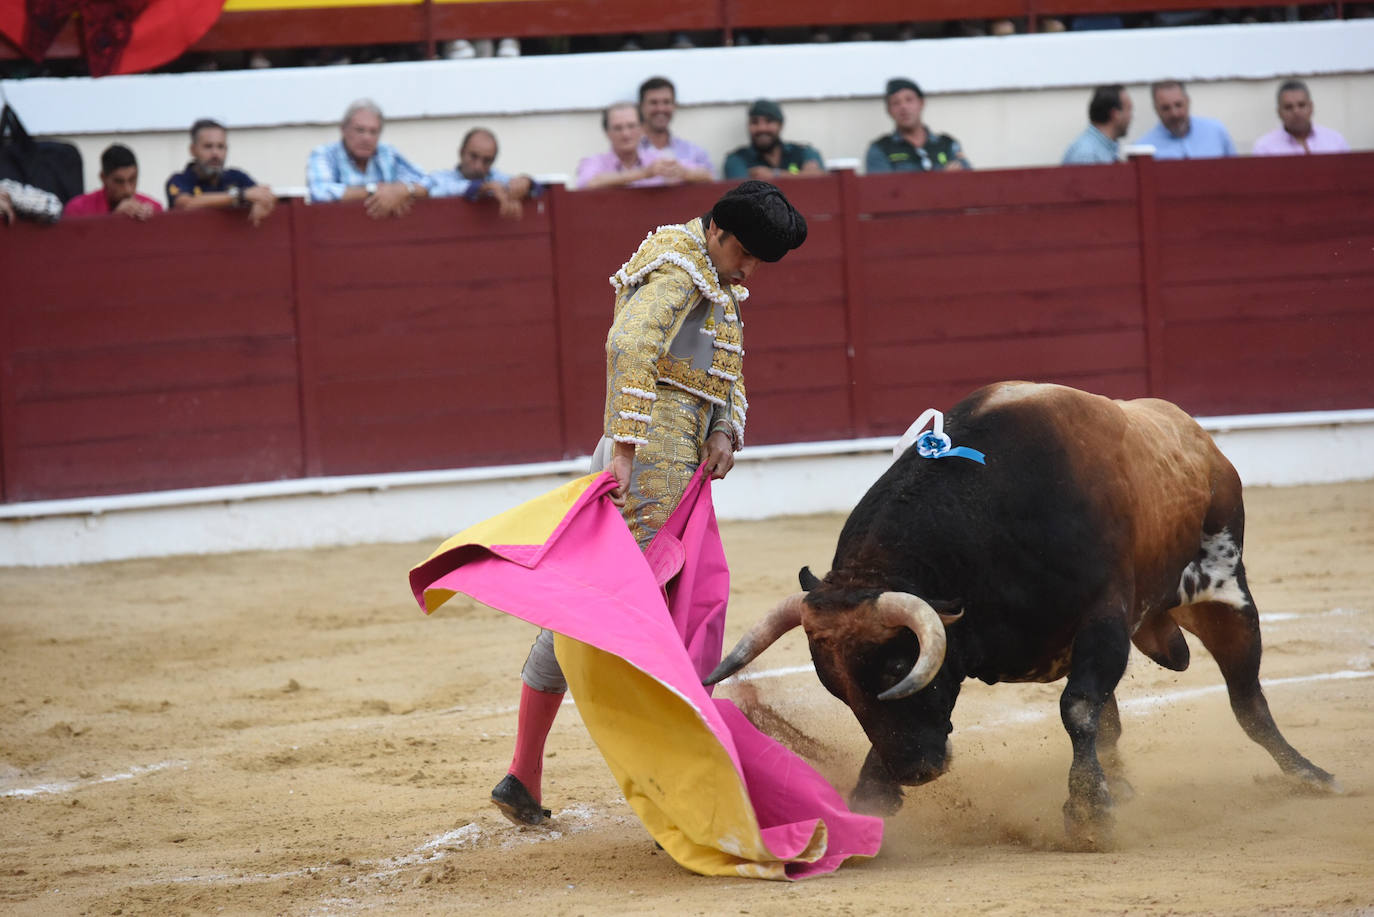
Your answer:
[1285,765,1343,796]
[1062,798,1114,852]
[1106,773,1135,804]
[849,779,905,817]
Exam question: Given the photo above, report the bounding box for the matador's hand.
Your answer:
[699,431,735,480]
[610,442,635,507]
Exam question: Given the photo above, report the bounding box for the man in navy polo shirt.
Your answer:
[166,119,277,226]
[865,78,972,174]
[723,99,825,180]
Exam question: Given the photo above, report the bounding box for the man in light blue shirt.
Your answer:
[306,99,429,218]
[1062,85,1133,165]
[427,127,539,219]
[1137,80,1236,159]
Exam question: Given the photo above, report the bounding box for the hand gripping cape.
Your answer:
[408,468,883,879]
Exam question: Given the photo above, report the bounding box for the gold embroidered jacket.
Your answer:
[604,218,749,449]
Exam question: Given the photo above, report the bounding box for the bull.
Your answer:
[707,381,1337,846]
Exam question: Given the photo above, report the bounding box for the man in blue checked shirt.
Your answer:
[307,99,430,218]
[427,127,539,220]
[1062,86,1134,165]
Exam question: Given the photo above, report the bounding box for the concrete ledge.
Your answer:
[2,410,1372,567]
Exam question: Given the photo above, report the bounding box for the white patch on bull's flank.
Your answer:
[1176,528,1249,608]
[1,760,184,798]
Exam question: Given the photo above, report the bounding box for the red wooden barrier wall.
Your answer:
[2,154,1372,504]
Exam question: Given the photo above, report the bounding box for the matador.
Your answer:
[491,180,809,825]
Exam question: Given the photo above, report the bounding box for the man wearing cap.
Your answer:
[723,99,826,180]
[489,181,809,826]
[865,78,972,173]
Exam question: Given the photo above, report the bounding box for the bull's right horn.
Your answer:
[703,592,807,686]
[874,592,949,701]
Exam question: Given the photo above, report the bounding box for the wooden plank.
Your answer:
[193,6,429,51]
[838,169,867,437]
[1158,234,1374,286]
[10,294,297,351]
[299,196,551,246]
[731,0,1026,28]
[868,329,1146,385]
[1134,153,1166,398]
[300,234,553,290]
[745,344,851,394]
[1153,153,1374,199]
[1162,275,1374,325]
[8,337,298,401]
[1157,190,1374,242]
[857,164,1136,215]
[865,284,1144,342]
[858,201,1139,256]
[12,383,299,446]
[7,427,302,501]
[862,243,1140,298]
[745,386,855,446]
[1160,313,1374,415]
[741,300,848,351]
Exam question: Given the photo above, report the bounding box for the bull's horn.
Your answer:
[703,592,807,686]
[874,593,949,701]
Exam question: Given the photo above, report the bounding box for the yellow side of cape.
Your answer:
[412,474,600,614]
[554,634,828,879]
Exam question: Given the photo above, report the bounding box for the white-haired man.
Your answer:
[307,99,429,218]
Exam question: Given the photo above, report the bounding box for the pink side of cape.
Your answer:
[409,469,882,876]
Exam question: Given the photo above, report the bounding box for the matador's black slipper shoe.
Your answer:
[491,774,552,826]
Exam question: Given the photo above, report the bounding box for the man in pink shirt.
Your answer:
[62,144,164,219]
[575,102,686,189]
[1252,80,1351,156]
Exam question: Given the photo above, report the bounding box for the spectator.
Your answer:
[576,102,685,189]
[428,127,539,219]
[1252,80,1350,156]
[1062,85,1134,165]
[722,99,825,179]
[62,144,163,220]
[865,78,971,173]
[1138,80,1236,159]
[636,76,714,183]
[166,119,277,226]
[307,99,429,218]
[0,178,62,225]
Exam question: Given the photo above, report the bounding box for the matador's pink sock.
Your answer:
[507,684,564,802]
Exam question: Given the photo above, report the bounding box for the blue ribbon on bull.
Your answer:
[894,408,986,465]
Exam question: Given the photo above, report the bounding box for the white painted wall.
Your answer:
[3,412,1373,566]
[3,20,1370,196]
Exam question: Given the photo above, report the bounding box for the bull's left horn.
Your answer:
[704,592,807,686]
[874,593,948,700]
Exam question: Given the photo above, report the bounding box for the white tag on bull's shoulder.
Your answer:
[894,408,942,460]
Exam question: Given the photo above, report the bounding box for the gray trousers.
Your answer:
[518,439,616,694]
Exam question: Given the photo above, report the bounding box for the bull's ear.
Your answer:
[799,566,822,591]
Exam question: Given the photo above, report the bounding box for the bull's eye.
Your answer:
[876,654,914,691]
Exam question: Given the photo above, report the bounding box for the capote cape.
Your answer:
[408,468,883,879]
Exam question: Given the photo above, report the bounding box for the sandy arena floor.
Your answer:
[2,480,1372,916]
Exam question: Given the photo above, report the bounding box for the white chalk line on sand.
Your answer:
[433,606,1368,721]
[13,607,1364,800]
[0,759,185,799]
[140,663,1373,892]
